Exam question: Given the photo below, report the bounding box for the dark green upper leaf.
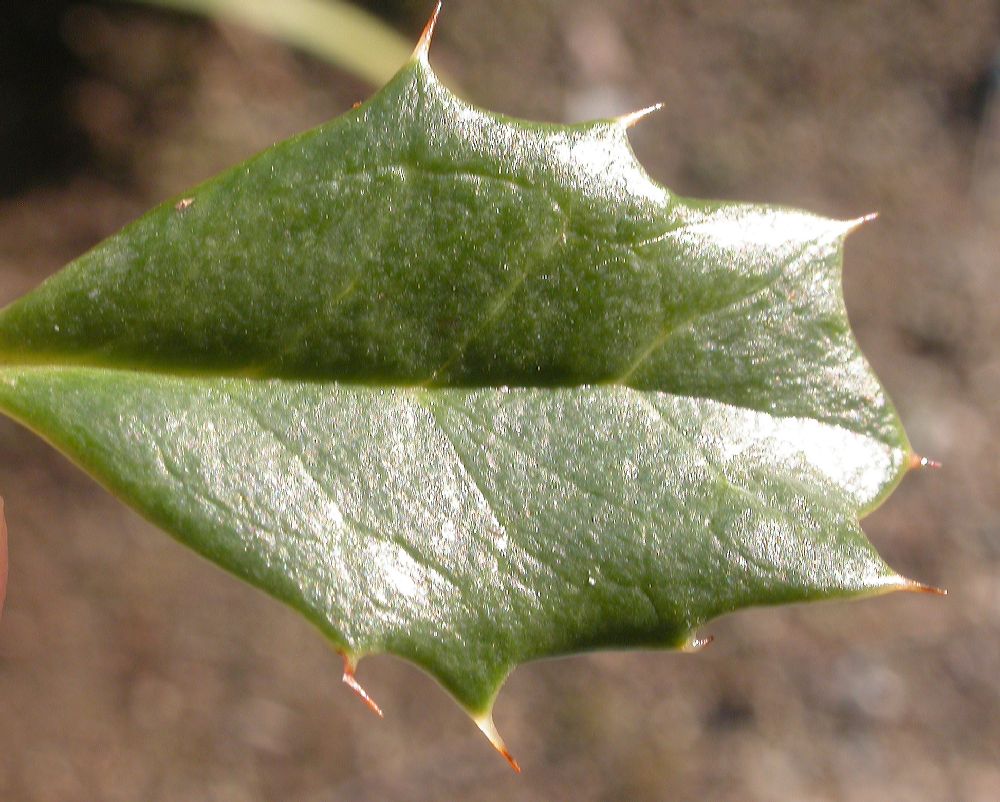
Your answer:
[0,44,919,734]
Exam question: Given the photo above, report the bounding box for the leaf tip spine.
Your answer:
[681,633,714,654]
[617,102,666,129]
[414,1,444,64]
[908,452,942,471]
[898,578,948,597]
[474,712,521,773]
[842,211,879,235]
[340,651,384,718]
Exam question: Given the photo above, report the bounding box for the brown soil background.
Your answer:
[0,1,997,799]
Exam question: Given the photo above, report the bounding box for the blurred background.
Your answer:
[0,1,997,799]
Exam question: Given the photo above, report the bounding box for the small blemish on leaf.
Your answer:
[175,198,195,212]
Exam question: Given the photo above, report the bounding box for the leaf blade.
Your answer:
[0,366,909,711]
[0,49,918,721]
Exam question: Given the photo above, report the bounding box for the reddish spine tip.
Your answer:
[340,653,384,718]
[619,102,665,129]
[475,712,521,773]
[682,634,714,653]
[909,452,943,471]
[903,579,948,596]
[843,212,879,234]
[501,747,522,773]
[415,1,443,60]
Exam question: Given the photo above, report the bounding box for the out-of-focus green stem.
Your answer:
[119,0,415,86]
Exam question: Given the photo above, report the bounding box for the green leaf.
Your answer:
[0,13,929,762]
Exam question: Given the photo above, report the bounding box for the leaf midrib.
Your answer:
[0,360,894,448]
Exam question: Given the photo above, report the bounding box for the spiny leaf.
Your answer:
[0,7,933,766]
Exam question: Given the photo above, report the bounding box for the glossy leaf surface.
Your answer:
[0,27,921,739]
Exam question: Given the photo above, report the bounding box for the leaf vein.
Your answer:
[229,391,466,595]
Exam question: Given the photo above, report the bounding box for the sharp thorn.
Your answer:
[843,211,879,234]
[909,452,943,471]
[618,102,665,129]
[340,652,384,718]
[681,634,714,654]
[414,1,443,62]
[475,712,521,773]
[900,578,947,597]
[498,744,521,774]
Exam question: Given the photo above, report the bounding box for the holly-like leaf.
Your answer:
[0,7,934,767]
